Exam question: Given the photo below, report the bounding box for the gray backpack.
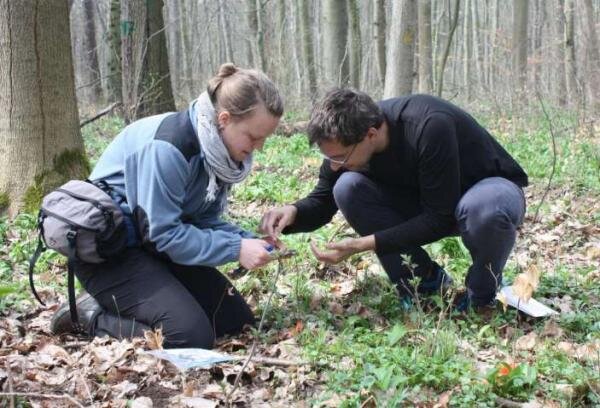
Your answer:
[29,179,127,332]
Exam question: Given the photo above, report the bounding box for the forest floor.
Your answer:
[0,110,599,407]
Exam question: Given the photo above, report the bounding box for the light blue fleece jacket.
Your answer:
[89,100,254,267]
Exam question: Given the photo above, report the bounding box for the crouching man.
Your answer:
[260,88,528,311]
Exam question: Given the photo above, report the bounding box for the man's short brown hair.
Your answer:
[307,88,384,146]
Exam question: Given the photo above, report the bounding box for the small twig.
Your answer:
[212,284,230,344]
[226,258,285,406]
[112,295,122,340]
[6,361,14,408]
[0,392,85,408]
[533,90,558,223]
[77,372,94,406]
[327,220,348,243]
[495,396,525,408]
[229,355,310,367]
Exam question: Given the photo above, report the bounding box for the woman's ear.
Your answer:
[217,111,231,129]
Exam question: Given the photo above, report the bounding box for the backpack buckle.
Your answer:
[66,230,77,243]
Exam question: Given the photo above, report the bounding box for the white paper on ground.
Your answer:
[499,286,559,317]
[145,348,233,370]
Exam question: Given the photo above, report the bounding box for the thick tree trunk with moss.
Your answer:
[0,0,88,216]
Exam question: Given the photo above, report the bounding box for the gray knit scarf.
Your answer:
[195,92,253,202]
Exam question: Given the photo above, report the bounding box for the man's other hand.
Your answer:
[310,236,375,264]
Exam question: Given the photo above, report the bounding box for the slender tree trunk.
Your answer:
[255,0,267,72]
[436,0,461,96]
[418,0,433,93]
[582,0,600,110]
[107,0,122,104]
[471,0,483,92]
[178,0,194,100]
[532,0,545,92]
[0,0,87,215]
[121,0,175,122]
[246,0,257,67]
[218,0,234,63]
[144,0,175,115]
[512,0,529,94]
[322,0,349,86]
[348,0,361,88]
[463,0,472,100]
[374,0,386,87]
[299,0,317,99]
[564,0,578,106]
[554,0,567,106]
[166,0,185,106]
[384,0,417,97]
[82,0,102,106]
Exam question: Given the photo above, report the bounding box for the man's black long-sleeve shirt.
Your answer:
[284,95,528,254]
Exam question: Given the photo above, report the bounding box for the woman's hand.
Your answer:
[259,205,297,237]
[310,236,375,264]
[239,238,273,269]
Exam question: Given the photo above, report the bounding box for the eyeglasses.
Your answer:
[320,143,357,166]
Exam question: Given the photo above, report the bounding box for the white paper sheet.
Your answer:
[146,348,233,370]
[499,286,559,317]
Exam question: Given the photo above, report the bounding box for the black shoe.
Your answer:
[50,292,102,336]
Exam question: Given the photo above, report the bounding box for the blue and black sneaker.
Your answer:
[417,263,454,296]
[453,289,497,314]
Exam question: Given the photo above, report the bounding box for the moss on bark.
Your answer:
[22,149,90,213]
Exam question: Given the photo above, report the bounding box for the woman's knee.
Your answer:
[159,313,215,349]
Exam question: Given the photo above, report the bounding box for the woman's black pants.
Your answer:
[74,248,254,348]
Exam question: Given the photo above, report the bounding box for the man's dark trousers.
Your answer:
[333,172,526,304]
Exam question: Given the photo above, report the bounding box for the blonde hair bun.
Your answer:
[217,63,238,78]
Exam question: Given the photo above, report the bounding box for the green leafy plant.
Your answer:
[487,362,537,400]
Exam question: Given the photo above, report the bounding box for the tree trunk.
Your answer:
[218,0,234,63]
[532,0,545,92]
[348,0,361,88]
[553,0,567,107]
[0,0,88,215]
[106,0,122,104]
[582,0,600,110]
[512,0,529,94]
[418,0,433,93]
[384,0,417,97]
[255,0,267,72]
[322,0,349,86]
[245,0,257,67]
[463,0,472,100]
[165,0,183,106]
[121,0,175,122]
[374,0,386,87]
[436,0,461,97]
[299,0,317,99]
[82,0,102,107]
[564,0,578,106]
[143,0,175,115]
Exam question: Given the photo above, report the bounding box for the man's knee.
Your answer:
[333,172,373,210]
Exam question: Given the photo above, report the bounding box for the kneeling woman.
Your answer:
[50,64,283,348]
